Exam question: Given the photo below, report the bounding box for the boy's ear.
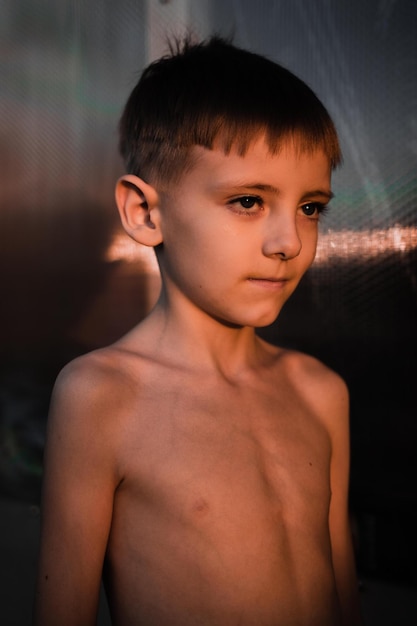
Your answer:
[115,174,163,247]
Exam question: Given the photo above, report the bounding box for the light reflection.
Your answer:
[106,226,417,269]
[315,225,417,264]
[105,232,160,272]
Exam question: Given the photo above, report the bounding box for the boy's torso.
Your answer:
[98,341,342,626]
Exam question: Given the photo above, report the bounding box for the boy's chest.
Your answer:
[119,380,332,532]
[106,377,337,624]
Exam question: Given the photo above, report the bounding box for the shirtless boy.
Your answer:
[34,37,361,625]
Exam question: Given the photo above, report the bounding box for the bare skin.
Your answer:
[34,139,361,625]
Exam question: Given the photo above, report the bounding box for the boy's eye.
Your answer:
[230,196,262,210]
[301,202,327,217]
[239,196,257,209]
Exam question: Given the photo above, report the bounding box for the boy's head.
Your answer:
[119,36,341,187]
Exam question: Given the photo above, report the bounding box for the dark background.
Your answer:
[1,1,416,623]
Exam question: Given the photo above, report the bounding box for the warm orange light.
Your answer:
[105,226,417,269]
[315,225,417,264]
[105,232,160,272]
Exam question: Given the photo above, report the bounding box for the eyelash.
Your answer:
[228,196,329,218]
[300,202,329,218]
[228,195,264,215]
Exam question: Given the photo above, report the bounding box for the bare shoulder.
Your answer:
[52,343,140,413]
[54,344,131,396]
[47,344,143,464]
[281,348,347,393]
[275,346,349,432]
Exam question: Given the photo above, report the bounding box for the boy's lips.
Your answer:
[247,276,290,289]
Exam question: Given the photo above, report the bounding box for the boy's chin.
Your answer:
[248,303,288,329]
[213,308,283,330]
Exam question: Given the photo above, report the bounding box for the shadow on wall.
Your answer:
[0,192,158,502]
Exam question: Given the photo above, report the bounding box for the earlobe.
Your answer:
[115,174,163,247]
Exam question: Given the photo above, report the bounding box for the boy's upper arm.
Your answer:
[34,354,124,626]
[319,369,362,625]
[292,353,361,625]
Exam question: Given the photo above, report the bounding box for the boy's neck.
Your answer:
[132,292,269,379]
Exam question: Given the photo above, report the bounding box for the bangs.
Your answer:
[119,37,342,185]
[187,116,341,167]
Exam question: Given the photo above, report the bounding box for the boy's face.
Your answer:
[156,135,332,328]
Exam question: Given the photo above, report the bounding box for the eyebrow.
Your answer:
[212,182,334,202]
[300,189,334,202]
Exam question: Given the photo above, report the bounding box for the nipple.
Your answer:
[192,497,210,516]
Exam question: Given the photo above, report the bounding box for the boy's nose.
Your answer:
[262,214,302,260]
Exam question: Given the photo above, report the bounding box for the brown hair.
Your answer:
[119,36,341,185]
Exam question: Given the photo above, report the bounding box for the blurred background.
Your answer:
[0,0,416,624]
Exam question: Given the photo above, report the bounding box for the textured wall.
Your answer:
[1,0,416,583]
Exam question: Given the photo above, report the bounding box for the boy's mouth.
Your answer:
[248,275,289,282]
[247,277,289,289]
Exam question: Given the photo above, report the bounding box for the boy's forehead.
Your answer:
[156,140,333,207]
[187,135,331,181]
[159,137,332,206]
